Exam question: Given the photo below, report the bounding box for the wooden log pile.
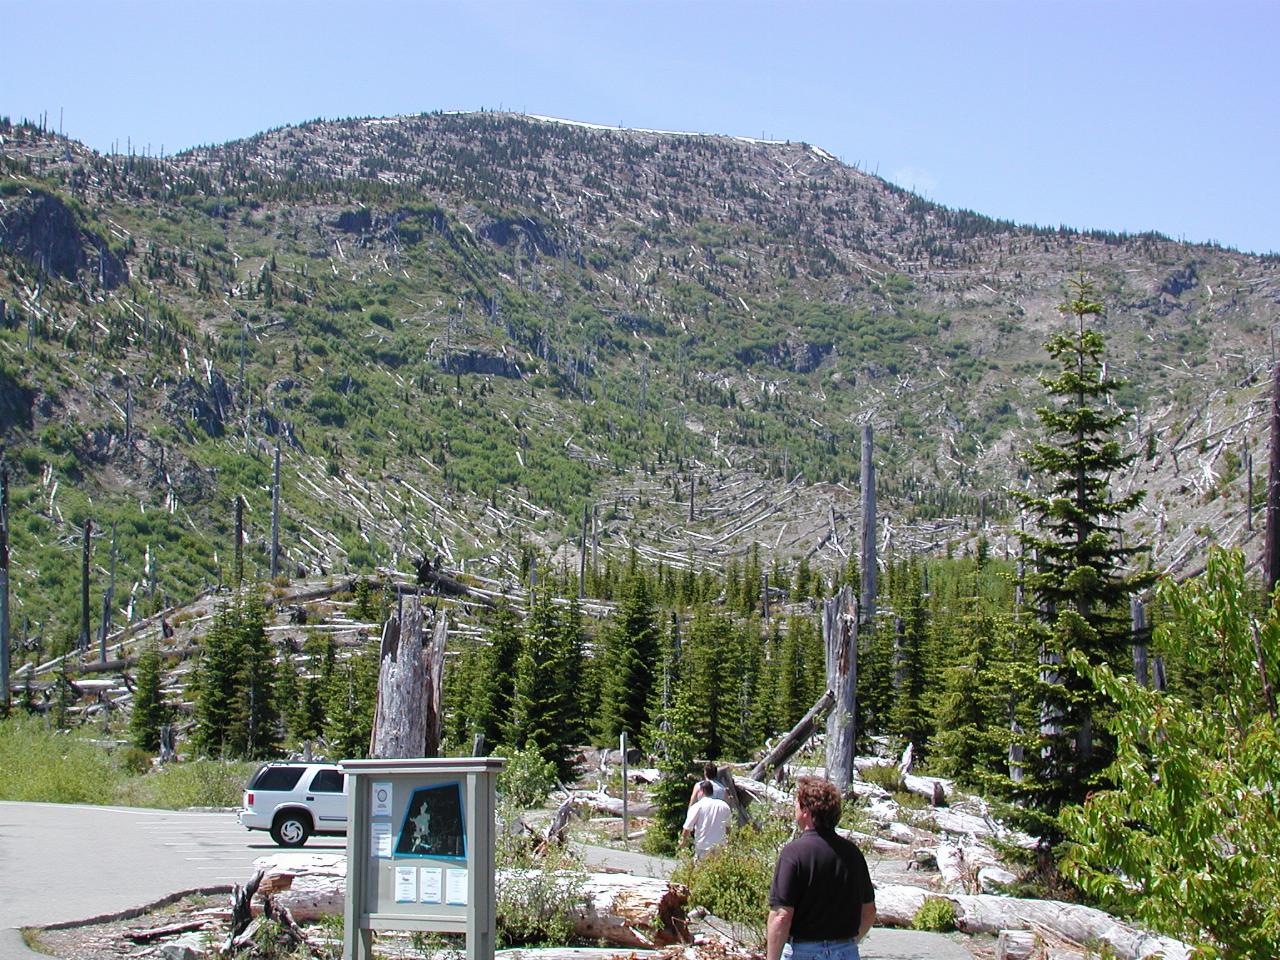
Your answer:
[244,854,691,949]
[873,884,1191,960]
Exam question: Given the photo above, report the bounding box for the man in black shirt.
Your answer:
[766,776,876,960]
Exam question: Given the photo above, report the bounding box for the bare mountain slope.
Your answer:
[0,111,1277,639]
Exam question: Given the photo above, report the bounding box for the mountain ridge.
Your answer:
[0,110,1277,643]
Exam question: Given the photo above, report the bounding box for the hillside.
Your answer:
[1,110,1278,646]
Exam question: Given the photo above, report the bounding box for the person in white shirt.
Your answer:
[681,780,731,859]
[688,763,727,806]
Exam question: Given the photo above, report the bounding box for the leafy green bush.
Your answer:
[858,762,905,793]
[118,746,153,776]
[910,896,956,932]
[0,716,119,804]
[497,743,558,808]
[494,800,586,946]
[671,813,791,947]
[119,758,256,809]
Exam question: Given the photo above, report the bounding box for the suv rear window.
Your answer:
[310,769,345,793]
[251,766,305,791]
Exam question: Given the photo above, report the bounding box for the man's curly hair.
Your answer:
[795,775,842,831]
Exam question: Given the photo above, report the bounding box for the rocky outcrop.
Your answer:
[0,364,35,432]
[441,350,522,378]
[164,372,234,438]
[0,187,127,288]
[478,215,559,256]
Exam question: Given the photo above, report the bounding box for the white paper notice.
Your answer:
[394,866,417,903]
[445,867,468,906]
[419,866,443,904]
[371,821,393,858]
[372,782,393,817]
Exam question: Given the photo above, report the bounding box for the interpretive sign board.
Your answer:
[340,757,504,960]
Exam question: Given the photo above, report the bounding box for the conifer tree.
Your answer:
[129,642,171,751]
[506,592,579,777]
[1014,274,1156,817]
[192,601,249,757]
[464,602,522,747]
[596,567,659,742]
[324,636,379,759]
[774,614,823,731]
[884,559,931,754]
[232,595,279,759]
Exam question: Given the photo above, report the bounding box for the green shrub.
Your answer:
[119,758,256,809]
[671,812,792,948]
[498,743,558,808]
[0,716,120,804]
[118,746,154,776]
[910,896,956,932]
[494,800,586,946]
[859,763,905,793]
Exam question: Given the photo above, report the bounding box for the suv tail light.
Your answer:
[247,792,255,807]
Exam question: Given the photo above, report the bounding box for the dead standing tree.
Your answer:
[369,598,447,758]
[860,423,877,626]
[1265,360,1280,596]
[824,585,858,793]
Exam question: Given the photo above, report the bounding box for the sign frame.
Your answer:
[340,757,504,960]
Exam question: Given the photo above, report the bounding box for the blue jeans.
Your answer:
[782,939,860,960]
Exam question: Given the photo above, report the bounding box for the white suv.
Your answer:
[238,762,348,847]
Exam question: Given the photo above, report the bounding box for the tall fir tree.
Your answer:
[506,592,580,777]
[462,602,522,748]
[596,566,659,743]
[324,636,379,759]
[1014,274,1156,820]
[129,642,172,751]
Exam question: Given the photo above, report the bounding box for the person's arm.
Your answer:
[688,783,699,807]
[766,906,794,960]
[855,900,876,942]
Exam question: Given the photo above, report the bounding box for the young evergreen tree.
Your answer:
[464,602,522,748]
[129,642,171,751]
[884,559,931,754]
[191,600,249,757]
[231,595,279,759]
[324,636,379,759]
[596,567,659,743]
[506,592,579,778]
[1014,275,1156,819]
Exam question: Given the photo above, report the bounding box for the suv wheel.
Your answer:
[271,811,311,847]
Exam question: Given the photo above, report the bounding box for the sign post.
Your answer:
[340,757,504,960]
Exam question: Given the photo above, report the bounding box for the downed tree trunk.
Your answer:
[749,689,834,781]
[873,884,1191,960]
[575,790,655,818]
[248,855,691,948]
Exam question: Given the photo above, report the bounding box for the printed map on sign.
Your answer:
[395,782,465,859]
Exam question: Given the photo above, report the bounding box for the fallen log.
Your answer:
[749,689,834,781]
[124,919,211,943]
[873,884,1191,960]
[248,855,690,948]
[575,790,655,818]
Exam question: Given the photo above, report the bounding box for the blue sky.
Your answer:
[3,0,1276,254]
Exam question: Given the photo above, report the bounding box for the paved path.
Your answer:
[0,800,334,959]
[1,804,970,960]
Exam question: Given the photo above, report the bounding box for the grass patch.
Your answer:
[119,758,256,809]
[0,715,254,809]
[0,715,120,804]
[20,928,55,955]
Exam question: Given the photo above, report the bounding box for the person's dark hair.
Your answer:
[698,779,715,798]
[703,762,719,781]
[795,776,842,831]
